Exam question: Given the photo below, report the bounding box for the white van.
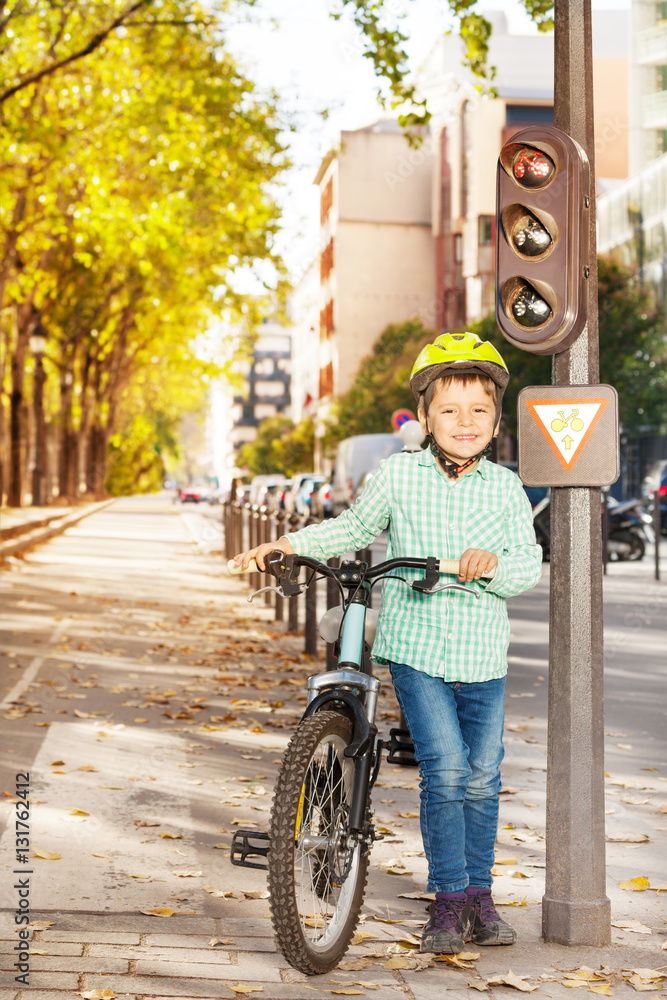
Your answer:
[331,433,403,515]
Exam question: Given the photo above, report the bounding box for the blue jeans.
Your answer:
[389,662,506,893]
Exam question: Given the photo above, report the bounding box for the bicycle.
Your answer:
[227,549,488,975]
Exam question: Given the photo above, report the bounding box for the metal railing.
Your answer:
[223,500,374,656]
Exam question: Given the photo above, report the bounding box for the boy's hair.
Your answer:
[419,371,497,413]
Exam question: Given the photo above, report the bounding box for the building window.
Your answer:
[320,238,334,282]
[478,216,493,246]
[505,105,554,125]
[320,299,334,340]
[319,362,334,399]
[320,177,333,224]
[454,233,463,264]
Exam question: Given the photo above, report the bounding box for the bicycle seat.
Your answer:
[318,606,379,646]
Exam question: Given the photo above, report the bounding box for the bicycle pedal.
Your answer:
[385,727,418,767]
[230,829,270,870]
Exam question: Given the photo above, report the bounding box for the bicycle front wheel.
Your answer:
[268,710,370,974]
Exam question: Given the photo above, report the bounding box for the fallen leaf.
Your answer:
[607,833,649,843]
[69,808,90,816]
[617,744,633,750]
[27,948,48,954]
[619,877,651,891]
[224,985,263,995]
[338,959,373,971]
[494,857,519,865]
[588,987,613,996]
[140,908,174,917]
[78,992,116,1000]
[28,921,55,928]
[486,970,538,992]
[133,718,148,724]
[160,831,184,839]
[91,853,109,858]
[329,991,364,996]
[50,760,65,766]
[78,765,99,772]
[626,975,663,992]
[204,887,235,898]
[130,873,151,880]
[611,920,652,934]
[32,849,61,860]
[241,889,270,899]
[383,956,410,969]
[173,870,202,877]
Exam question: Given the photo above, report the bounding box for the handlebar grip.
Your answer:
[438,558,495,580]
[226,558,258,575]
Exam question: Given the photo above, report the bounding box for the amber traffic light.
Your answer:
[495,126,591,355]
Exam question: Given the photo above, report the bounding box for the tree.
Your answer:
[321,320,434,456]
[473,256,667,437]
[336,0,554,121]
[0,0,289,505]
[238,416,315,478]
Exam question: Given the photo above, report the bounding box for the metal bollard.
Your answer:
[326,556,340,671]
[274,510,286,622]
[654,490,661,582]
[260,506,272,606]
[287,513,301,632]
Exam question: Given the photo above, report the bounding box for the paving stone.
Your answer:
[146,933,277,953]
[0,991,18,1000]
[40,930,140,944]
[145,932,232,948]
[135,957,280,981]
[30,955,128,974]
[42,913,217,934]
[24,943,82,956]
[83,976,257,997]
[88,943,233,963]
[0,972,79,990]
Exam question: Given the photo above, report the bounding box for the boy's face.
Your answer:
[418,378,497,468]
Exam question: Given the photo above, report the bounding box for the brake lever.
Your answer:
[247,585,285,604]
[412,582,480,599]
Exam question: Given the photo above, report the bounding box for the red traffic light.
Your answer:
[496,126,591,355]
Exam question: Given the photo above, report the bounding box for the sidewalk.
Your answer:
[0,497,665,999]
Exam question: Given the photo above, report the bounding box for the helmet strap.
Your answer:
[427,432,492,479]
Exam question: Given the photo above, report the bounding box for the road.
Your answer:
[0,494,665,999]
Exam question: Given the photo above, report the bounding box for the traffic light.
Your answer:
[495,125,591,355]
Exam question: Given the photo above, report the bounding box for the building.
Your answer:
[631,0,667,175]
[313,119,437,462]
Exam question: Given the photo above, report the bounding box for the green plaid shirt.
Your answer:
[289,450,543,681]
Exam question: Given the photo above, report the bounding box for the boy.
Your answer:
[234,332,543,954]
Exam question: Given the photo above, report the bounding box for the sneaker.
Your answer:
[466,886,517,945]
[420,891,472,954]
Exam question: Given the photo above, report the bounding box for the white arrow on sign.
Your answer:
[525,398,608,470]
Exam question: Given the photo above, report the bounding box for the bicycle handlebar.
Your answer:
[227,555,495,580]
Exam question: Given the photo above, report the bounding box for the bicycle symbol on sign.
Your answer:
[550,409,585,433]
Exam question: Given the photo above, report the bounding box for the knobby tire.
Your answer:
[268,710,370,975]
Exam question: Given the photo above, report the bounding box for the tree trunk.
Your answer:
[8,329,28,507]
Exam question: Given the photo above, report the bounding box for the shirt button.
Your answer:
[448,633,453,639]
[449,598,455,605]
[449,524,455,529]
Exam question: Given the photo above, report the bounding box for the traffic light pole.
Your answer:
[542,0,611,945]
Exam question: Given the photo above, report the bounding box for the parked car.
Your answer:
[331,434,403,515]
[284,473,318,514]
[248,475,288,508]
[311,478,334,519]
[179,484,205,503]
[642,458,667,535]
[294,475,327,516]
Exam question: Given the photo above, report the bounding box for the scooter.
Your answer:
[531,495,654,563]
[606,497,655,561]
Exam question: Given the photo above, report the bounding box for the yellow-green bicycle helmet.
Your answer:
[409,332,510,476]
[410,332,509,413]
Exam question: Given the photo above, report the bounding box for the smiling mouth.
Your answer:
[454,435,477,441]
